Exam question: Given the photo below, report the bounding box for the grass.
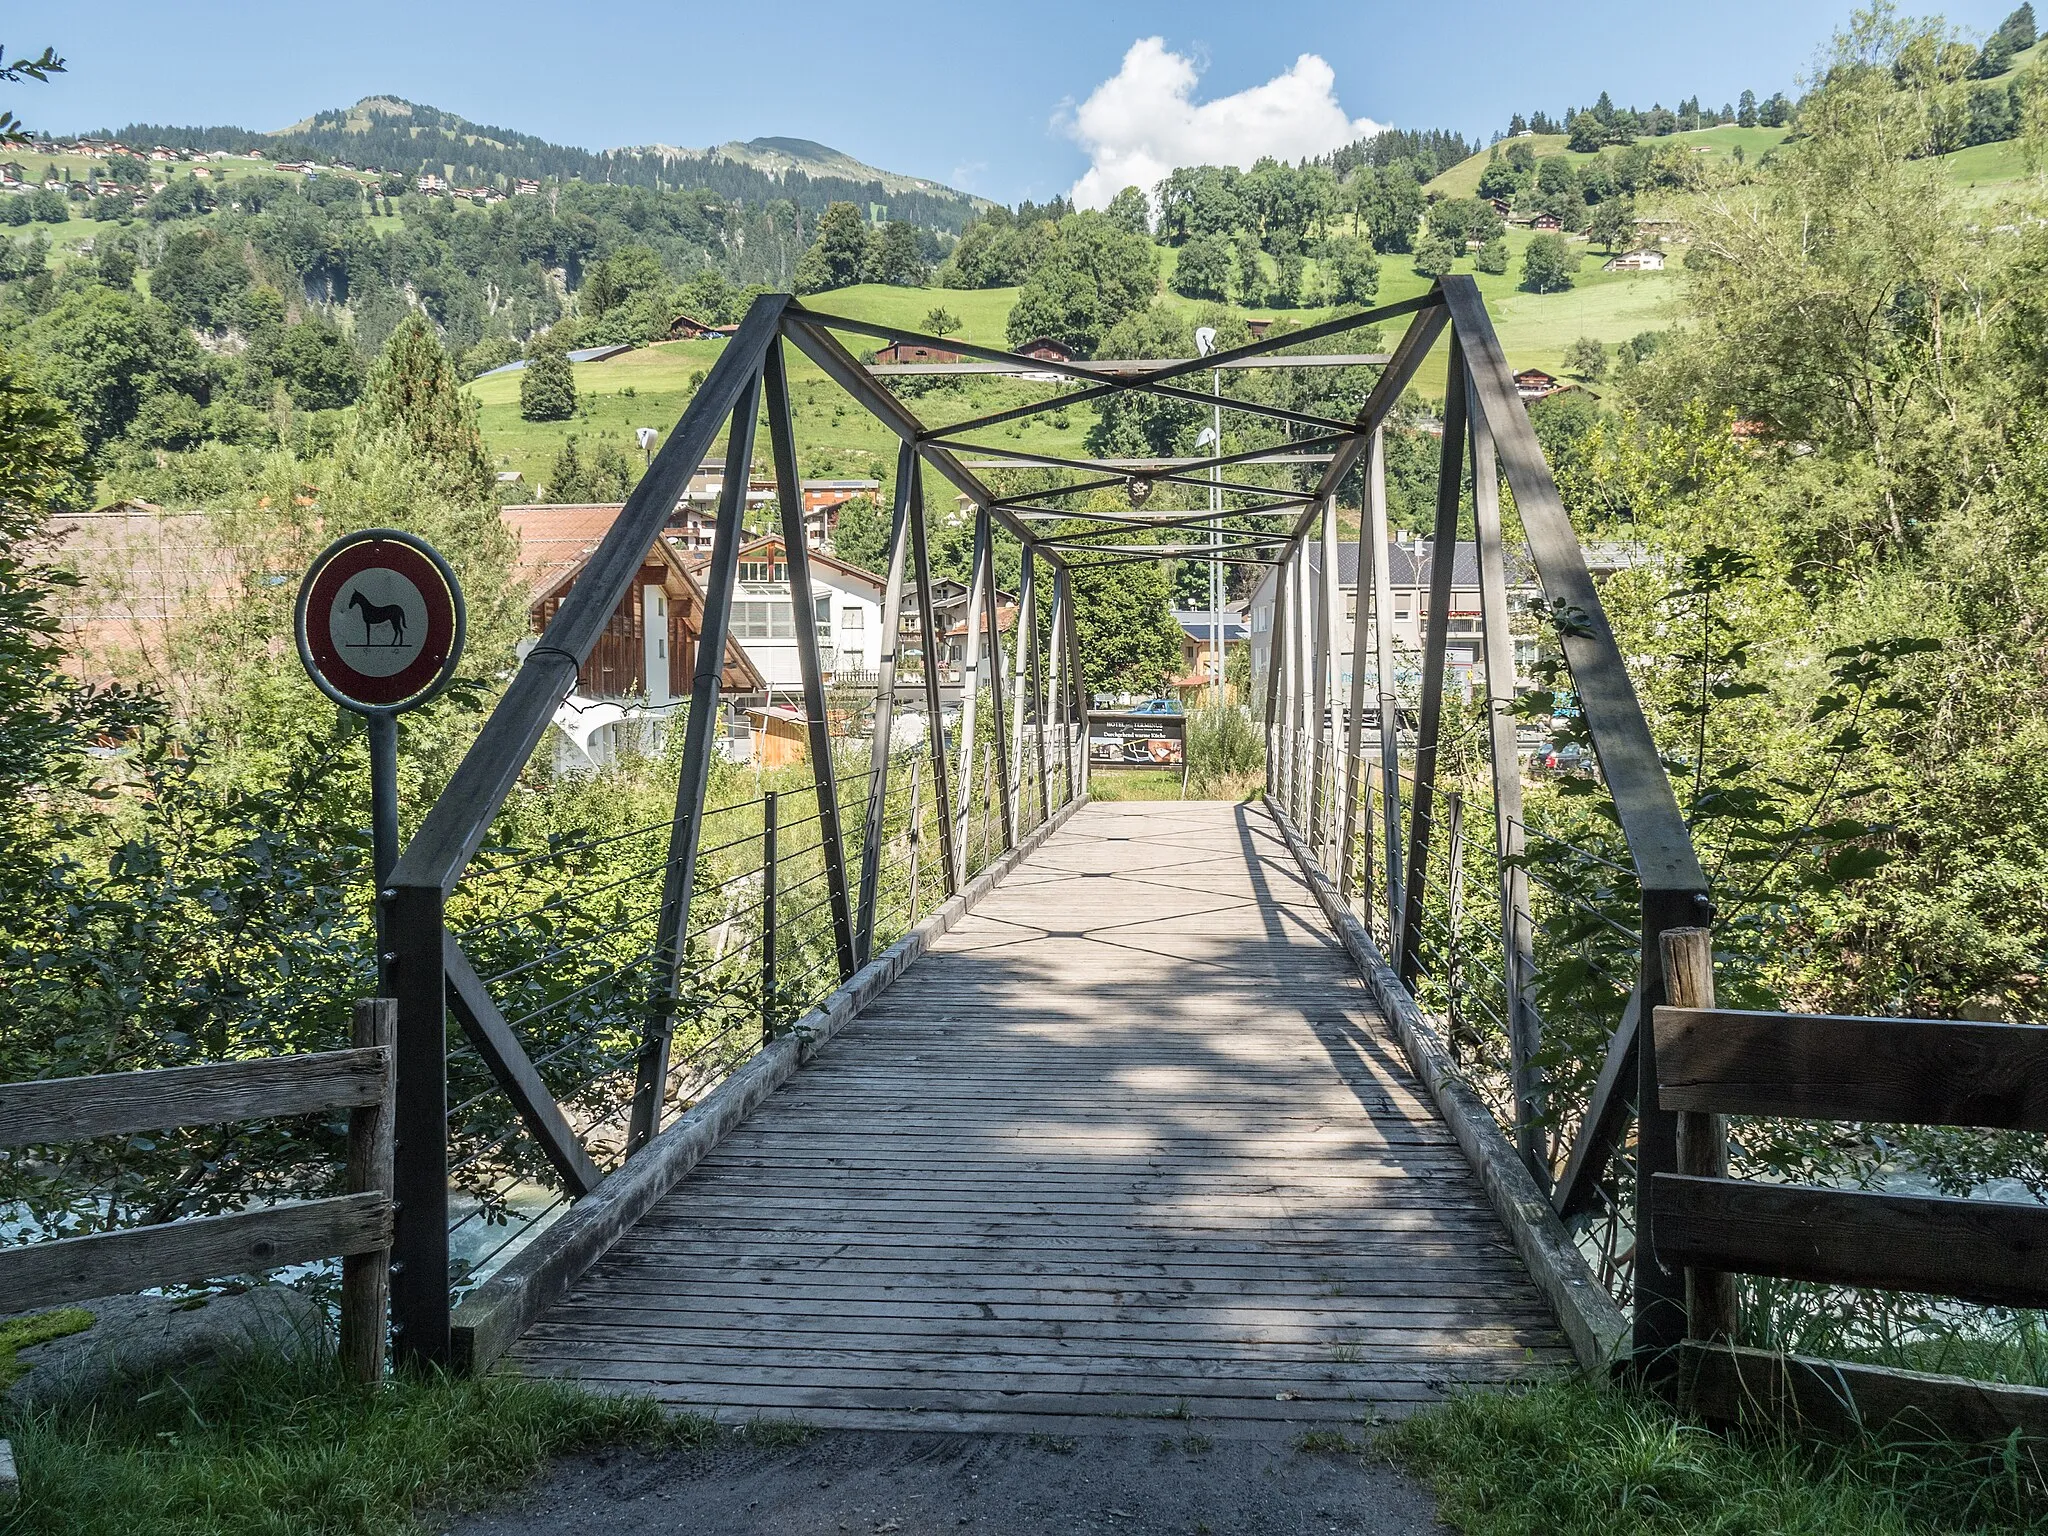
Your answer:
[1382,1378,2048,1535]
[1084,769,1190,802]
[466,236,1680,489]
[0,1310,94,1391]
[0,1347,709,1536]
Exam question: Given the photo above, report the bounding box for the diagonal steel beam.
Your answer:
[778,307,1063,565]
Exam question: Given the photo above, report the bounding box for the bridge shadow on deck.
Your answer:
[510,800,1568,1436]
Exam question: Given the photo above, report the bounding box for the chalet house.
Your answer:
[1529,213,1562,232]
[923,576,1019,702]
[1246,538,1543,706]
[1012,336,1077,364]
[873,339,961,365]
[1244,319,1274,341]
[1513,368,1559,401]
[663,463,867,553]
[513,179,541,196]
[667,312,719,340]
[1602,248,1666,272]
[504,504,764,771]
[690,533,887,695]
[415,173,448,194]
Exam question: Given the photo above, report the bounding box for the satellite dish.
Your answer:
[1194,427,1218,450]
[1194,326,1218,358]
[636,427,659,451]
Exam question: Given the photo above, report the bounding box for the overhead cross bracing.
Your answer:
[793,291,1442,572]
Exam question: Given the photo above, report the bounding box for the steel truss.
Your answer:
[378,278,1706,1383]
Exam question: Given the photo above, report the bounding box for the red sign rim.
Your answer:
[302,537,459,709]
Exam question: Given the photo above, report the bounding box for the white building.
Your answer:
[1245,537,1541,704]
[700,533,887,694]
[1602,248,1667,272]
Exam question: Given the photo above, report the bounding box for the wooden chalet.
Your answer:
[1012,335,1078,364]
[874,339,962,365]
[504,504,763,707]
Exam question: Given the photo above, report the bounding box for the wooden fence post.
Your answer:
[341,996,395,1383]
[1660,925,1736,1343]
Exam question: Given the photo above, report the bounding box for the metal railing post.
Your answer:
[384,880,449,1369]
[856,443,915,963]
[905,458,959,896]
[984,514,1017,853]
[1338,430,1382,904]
[1310,501,1337,856]
[1470,379,1543,1179]
[630,372,761,1154]
[952,511,991,883]
[1399,334,1468,988]
[765,339,857,982]
[1263,552,1289,801]
[761,791,779,1037]
[1048,567,1075,809]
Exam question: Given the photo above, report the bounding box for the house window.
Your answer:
[1345,595,1357,620]
[814,595,831,638]
[1394,598,1413,620]
[733,599,796,639]
[841,607,864,631]
[739,559,788,584]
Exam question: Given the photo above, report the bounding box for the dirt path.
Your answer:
[444,1428,1447,1535]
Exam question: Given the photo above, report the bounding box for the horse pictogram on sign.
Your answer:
[296,530,465,714]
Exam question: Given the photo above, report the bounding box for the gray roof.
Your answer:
[1174,610,1248,641]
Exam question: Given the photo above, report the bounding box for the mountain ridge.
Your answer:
[106,94,984,230]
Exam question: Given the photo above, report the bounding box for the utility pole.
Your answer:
[1195,327,1222,708]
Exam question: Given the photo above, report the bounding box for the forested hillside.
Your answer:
[105,96,983,228]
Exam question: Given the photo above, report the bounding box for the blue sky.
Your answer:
[25,1,2023,206]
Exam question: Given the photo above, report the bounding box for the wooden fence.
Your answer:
[0,999,396,1383]
[1650,931,2048,1442]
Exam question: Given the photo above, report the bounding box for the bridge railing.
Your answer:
[377,297,1088,1367]
[1263,275,1712,1370]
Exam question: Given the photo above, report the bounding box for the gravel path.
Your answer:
[443,1428,1449,1536]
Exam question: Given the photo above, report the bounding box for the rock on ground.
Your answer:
[443,1428,1448,1536]
[2,1285,324,1411]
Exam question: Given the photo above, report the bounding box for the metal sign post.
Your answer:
[295,529,466,988]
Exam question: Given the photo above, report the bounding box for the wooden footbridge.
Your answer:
[22,278,2046,1448]
[509,801,1566,1430]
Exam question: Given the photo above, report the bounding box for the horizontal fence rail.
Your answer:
[0,999,395,1382]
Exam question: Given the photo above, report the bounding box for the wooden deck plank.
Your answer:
[511,801,1566,1430]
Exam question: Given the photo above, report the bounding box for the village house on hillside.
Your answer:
[1602,248,1666,272]
[873,339,961,366]
[663,462,876,554]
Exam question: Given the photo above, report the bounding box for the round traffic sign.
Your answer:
[295,529,465,714]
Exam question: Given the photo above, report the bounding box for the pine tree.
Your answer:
[545,435,587,503]
[362,314,494,502]
[519,347,577,425]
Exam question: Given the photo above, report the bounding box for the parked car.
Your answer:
[1128,697,1184,716]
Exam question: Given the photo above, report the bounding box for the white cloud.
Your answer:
[1064,38,1386,211]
